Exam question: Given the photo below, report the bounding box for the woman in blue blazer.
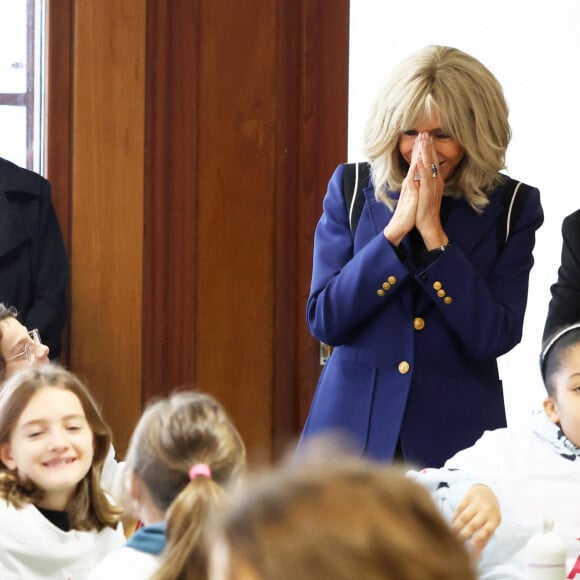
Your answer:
[299,46,544,468]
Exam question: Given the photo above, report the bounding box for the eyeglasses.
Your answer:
[4,329,43,364]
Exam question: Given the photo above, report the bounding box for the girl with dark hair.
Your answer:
[413,323,580,578]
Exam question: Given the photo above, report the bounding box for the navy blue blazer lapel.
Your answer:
[362,181,390,234]
[443,192,504,256]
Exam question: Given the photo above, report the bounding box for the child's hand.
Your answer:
[451,483,501,557]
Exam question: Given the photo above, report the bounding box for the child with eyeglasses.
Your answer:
[0,302,130,523]
[0,366,125,579]
[0,303,49,381]
[409,322,580,579]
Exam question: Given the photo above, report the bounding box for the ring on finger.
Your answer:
[431,164,438,178]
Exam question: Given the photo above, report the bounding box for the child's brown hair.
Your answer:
[211,455,476,580]
[0,366,121,530]
[128,390,246,580]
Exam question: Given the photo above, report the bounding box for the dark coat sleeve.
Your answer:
[0,159,68,358]
[23,178,68,358]
[543,210,580,341]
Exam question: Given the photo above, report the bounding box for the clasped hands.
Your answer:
[383,132,448,250]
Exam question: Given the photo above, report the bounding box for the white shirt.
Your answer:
[0,501,125,579]
[101,444,127,504]
[86,545,160,579]
[442,417,580,579]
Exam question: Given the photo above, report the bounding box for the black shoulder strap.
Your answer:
[342,162,370,236]
[342,168,526,245]
[497,178,527,249]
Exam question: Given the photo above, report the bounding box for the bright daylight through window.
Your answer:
[0,0,45,172]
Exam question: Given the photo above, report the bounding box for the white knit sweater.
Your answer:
[0,501,125,579]
[411,410,580,579]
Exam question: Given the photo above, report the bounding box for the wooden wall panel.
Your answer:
[143,0,277,463]
[69,0,146,454]
[194,3,276,464]
[271,0,301,457]
[46,0,72,249]
[47,0,348,463]
[46,0,73,367]
[142,1,198,403]
[272,1,350,456]
[295,1,350,430]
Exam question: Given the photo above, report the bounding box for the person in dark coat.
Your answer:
[0,157,68,358]
[543,209,580,341]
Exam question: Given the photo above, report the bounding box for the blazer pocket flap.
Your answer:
[304,358,376,455]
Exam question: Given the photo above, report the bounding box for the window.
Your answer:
[0,0,45,171]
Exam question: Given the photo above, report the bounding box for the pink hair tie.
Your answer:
[189,463,212,481]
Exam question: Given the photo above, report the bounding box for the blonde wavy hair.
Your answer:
[363,45,510,211]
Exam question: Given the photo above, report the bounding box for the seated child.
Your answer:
[0,366,125,579]
[0,302,126,502]
[412,322,580,579]
[208,454,477,580]
[88,390,246,579]
[0,303,50,380]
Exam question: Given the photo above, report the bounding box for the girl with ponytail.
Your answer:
[89,390,246,580]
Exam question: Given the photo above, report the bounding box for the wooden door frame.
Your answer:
[44,0,350,461]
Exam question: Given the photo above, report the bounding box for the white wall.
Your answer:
[349,0,580,427]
